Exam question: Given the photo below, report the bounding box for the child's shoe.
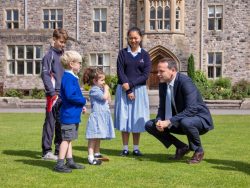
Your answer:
[66,162,85,169]
[54,164,72,173]
[132,149,143,156]
[42,152,58,161]
[120,150,129,156]
[88,159,102,165]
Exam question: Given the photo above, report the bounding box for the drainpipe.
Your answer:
[24,0,27,29]
[76,0,79,41]
[200,0,203,70]
[119,0,123,50]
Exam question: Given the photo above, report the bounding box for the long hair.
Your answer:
[82,68,105,86]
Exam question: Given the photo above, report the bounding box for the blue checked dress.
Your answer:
[86,86,115,139]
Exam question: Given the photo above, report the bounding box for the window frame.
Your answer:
[207,52,223,79]
[89,53,111,74]
[5,9,19,29]
[7,45,43,76]
[208,5,223,31]
[149,0,171,31]
[146,0,184,33]
[93,8,107,33]
[42,9,63,29]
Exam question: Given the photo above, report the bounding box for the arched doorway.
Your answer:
[147,46,181,89]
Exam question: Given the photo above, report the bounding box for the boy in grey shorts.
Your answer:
[54,51,86,173]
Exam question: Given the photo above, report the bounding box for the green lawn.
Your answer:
[0,113,249,188]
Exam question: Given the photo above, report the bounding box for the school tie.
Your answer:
[165,84,172,119]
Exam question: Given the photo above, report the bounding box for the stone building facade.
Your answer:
[0,0,249,94]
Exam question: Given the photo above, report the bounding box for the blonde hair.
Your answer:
[60,51,82,69]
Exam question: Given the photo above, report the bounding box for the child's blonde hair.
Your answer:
[60,50,82,69]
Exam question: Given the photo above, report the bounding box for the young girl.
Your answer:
[114,27,151,156]
[83,68,115,165]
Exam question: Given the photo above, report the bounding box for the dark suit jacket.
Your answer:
[156,72,214,131]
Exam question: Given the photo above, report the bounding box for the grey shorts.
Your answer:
[61,124,79,141]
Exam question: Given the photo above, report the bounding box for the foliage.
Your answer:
[31,88,45,99]
[231,79,250,99]
[105,75,118,95]
[187,54,195,81]
[82,75,118,95]
[213,77,232,89]
[193,70,211,99]
[193,71,250,100]
[0,113,250,187]
[83,83,91,91]
[193,70,210,87]
[4,89,24,98]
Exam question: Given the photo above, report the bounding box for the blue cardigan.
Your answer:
[116,48,152,94]
[60,71,86,124]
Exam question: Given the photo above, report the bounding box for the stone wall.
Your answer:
[0,0,249,92]
[203,0,250,83]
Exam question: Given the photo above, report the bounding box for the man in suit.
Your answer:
[145,58,214,164]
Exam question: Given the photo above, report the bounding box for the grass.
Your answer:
[0,113,249,188]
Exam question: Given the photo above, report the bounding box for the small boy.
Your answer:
[54,50,86,173]
[41,28,69,160]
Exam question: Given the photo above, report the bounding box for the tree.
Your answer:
[187,54,195,81]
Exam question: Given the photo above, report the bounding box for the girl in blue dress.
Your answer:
[83,68,115,165]
[114,27,152,156]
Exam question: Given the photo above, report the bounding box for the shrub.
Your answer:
[83,84,91,91]
[187,54,195,81]
[31,88,45,99]
[105,75,118,95]
[4,89,24,98]
[231,79,250,99]
[193,70,209,87]
[213,77,232,89]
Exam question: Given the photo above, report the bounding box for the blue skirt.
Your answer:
[114,85,150,132]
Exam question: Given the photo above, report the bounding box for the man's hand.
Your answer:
[122,83,130,91]
[156,120,171,132]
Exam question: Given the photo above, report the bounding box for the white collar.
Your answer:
[127,46,141,57]
[65,70,79,79]
[169,76,176,87]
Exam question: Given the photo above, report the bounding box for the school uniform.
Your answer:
[86,86,115,139]
[41,47,64,156]
[114,46,152,132]
[60,71,86,140]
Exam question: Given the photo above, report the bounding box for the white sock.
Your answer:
[94,153,101,157]
[133,145,139,151]
[123,145,128,151]
[88,155,94,162]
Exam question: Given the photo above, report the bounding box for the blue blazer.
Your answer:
[156,72,214,131]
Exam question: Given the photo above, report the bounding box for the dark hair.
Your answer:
[82,68,105,86]
[127,27,143,47]
[127,26,142,38]
[158,57,178,71]
[53,28,69,41]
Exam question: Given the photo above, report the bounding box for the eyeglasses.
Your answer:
[74,61,82,65]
